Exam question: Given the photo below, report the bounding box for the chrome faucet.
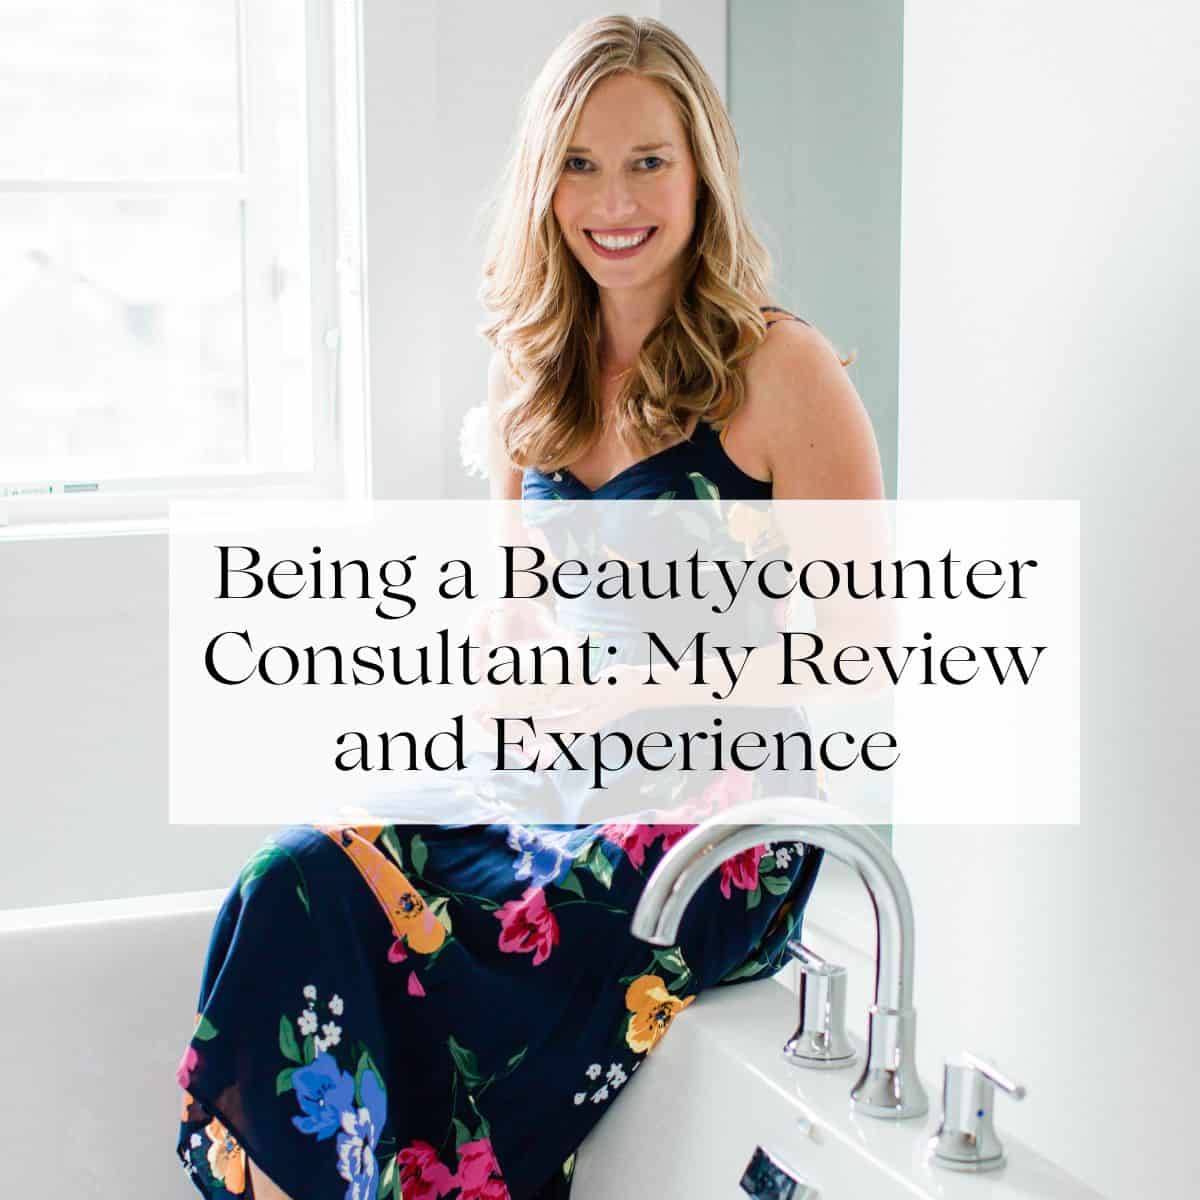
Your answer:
[630,797,929,1120]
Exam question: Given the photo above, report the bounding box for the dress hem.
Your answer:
[179,1080,278,1200]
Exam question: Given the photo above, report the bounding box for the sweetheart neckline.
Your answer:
[531,419,772,497]
[558,418,705,495]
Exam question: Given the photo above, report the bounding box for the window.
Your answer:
[0,0,366,529]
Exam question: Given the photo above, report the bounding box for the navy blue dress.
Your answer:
[174,309,825,1200]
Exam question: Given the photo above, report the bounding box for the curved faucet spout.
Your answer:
[630,797,928,1119]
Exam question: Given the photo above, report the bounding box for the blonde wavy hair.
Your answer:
[480,14,775,473]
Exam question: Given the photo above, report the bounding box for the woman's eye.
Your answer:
[564,157,590,173]
[637,156,664,171]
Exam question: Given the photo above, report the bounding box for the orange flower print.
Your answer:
[205,1116,247,1195]
[389,881,445,954]
[316,826,445,955]
[623,974,695,1054]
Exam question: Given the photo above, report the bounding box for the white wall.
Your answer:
[0,534,277,909]
[895,2,1200,1196]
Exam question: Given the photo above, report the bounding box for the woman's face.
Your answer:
[552,72,699,299]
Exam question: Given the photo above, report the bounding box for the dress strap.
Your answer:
[760,304,808,328]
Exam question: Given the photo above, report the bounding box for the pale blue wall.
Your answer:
[730,0,903,498]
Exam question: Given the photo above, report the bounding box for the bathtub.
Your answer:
[0,890,228,1197]
[0,889,1102,1199]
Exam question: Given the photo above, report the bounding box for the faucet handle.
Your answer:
[961,1052,1026,1099]
[928,1051,1027,1172]
[781,942,857,1070]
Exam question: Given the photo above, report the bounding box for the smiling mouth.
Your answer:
[585,227,657,255]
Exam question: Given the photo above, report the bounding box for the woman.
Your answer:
[175,16,883,1200]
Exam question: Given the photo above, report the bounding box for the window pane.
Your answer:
[0,1,240,177]
[0,193,246,480]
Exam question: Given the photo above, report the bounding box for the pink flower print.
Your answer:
[598,823,659,869]
[653,825,692,854]
[176,1045,198,1091]
[388,938,409,963]
[494,887,559,966]
[719,845,767,899]
[600,822,695,870]
[397,1139,456,1200]
[407,971,426,998]
[455,1138,511,1200]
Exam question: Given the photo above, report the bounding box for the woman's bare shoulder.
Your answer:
[744,310,841,378]
[740,315,884,499]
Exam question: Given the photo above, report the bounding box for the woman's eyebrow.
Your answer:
[563,141,674,153]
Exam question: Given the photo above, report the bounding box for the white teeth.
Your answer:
[590,230,651,250]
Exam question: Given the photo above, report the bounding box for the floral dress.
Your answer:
[175,309,826,1200]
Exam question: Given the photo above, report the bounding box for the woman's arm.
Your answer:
[486,350,525,501]
[754,320,884,503]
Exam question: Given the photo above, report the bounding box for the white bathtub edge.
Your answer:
[0,887,227,934]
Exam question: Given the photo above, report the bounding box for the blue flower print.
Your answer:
[335,1067,385,1200]
[291,1052,356,1141]
[505,825,591,889]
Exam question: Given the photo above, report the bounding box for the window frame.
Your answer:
[0,0,368,537]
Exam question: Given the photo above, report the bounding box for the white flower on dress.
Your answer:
[321,1021,343,1047]
[459,404,491,480]
[314,1036,327,1055]
[190,1133,202,1149]
[577,1059,625,1106]
[336,1106,380,1197]
[298,1009,319,1037]
[329,994,344,1016]
[775,847,791,869]
[303,984,317,1001]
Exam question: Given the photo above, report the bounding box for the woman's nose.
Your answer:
[595,175,637,222]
